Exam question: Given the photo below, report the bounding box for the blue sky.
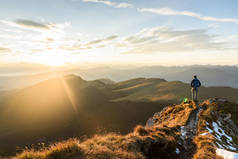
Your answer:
[0,0,238,66]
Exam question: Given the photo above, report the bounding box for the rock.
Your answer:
[215,98,228,102]
[153,112,160,117]
[146,112,161,127]
[224,113,231,121]
[37,137,46,143]
[203,98,228,105]
[146,118,154,127]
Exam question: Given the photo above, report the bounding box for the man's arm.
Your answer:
[191,79,194,87]
[198,80,201,87]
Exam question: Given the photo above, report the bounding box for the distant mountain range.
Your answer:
[1,65,238,90]
[0,75,238,156]
[79,65,238,88]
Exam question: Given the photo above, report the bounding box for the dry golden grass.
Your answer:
[193,134,217,159]
[11,101,197,159]
[11,124,181,159]
[153,101,196,127]
[193,102,223,159]
[10,100,236,159]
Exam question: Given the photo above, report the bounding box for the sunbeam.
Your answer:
[61,77,78,114]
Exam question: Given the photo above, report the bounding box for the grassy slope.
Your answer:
[0,76,169,156]
[6,99,238,159]
[1,75,238,156]
[111,78,238,103]
[11,101,197,159]
[12,127,179,159]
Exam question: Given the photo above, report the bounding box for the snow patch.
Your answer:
[207,126,213,133]
[206,121,237,151]
[146,118,154,127]
[216,149,238,159]
[200,132,208,136]
[212,122,234,145]
[176,148,180,154]
[180,126,186,137]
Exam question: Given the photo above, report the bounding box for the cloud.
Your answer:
[15,19,51,30]
[82,0,115,6]
[0,28,23,33]
[0,47,11,54]
[0,19,72,57]
[0,19,70,32]
[138,8,238,24]
[86,39,103,45]
[60,44,92,51]
[115,27,226,54]
[116,3,133,8]
[85,35,118,46]
[82,0,133,8]
[105,35,118,40]
[56,26,237,55]
[60,35,118,51]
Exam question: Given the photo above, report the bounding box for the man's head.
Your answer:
[194,75,197,79]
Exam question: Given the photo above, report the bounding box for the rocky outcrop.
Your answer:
[146,98,238,159]
[6,98,238,159]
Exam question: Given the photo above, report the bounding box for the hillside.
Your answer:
[9,98,238,159]
[84,65,238,88]
[1,65,238,91]
[1,75,238,156]
[0,75,167,156]
[111,78,238,102]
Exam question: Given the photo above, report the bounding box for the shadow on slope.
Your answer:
[0,75,170,156]
[1,75,238,157]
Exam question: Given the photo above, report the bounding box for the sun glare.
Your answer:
[45,59,66,66]
[33,51,68,66]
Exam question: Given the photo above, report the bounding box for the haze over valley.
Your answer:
[1,64,238,91]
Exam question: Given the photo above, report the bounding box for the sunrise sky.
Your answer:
[0,0,238,66]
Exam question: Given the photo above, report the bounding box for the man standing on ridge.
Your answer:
[191,75,201,103]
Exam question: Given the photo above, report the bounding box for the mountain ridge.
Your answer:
[1,75,238,157]
[8,98,238,159]
[1,65,238,91]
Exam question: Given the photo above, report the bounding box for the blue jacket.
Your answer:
[191,79,201,88]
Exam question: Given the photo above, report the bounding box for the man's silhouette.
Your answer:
[191,75,201,103]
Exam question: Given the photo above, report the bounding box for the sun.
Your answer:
[44,58,66,66]
[33,51,68,66]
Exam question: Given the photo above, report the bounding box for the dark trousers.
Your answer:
[191,88,198,101]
